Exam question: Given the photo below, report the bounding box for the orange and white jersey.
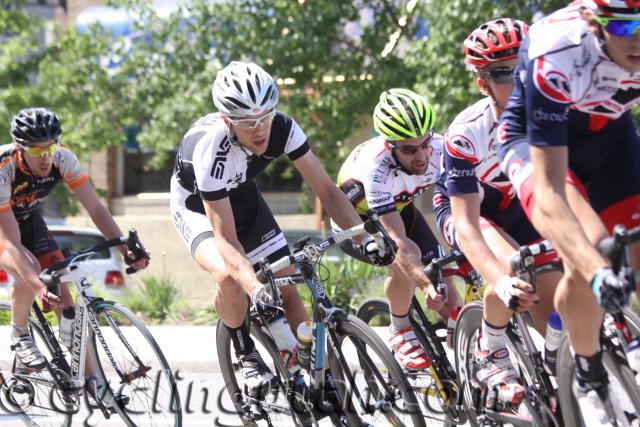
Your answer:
[0,144,88,221]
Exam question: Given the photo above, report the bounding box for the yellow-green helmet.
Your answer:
[373,88,436,141]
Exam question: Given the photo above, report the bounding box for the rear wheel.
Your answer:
[216,318,317,427]
[0,301,74,427]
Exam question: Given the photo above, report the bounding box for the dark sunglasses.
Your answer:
[593,15,640,38]
[392,133,433,155]
[481,66,515,84]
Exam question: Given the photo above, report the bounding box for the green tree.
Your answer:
[407,0,567,133]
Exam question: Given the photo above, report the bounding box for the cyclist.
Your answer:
[334,88,461,370]
[2,108,149,388]
[498,1,640,424]
[170,61,392,403]
[432,18,563,409]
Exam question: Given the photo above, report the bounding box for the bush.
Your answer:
[121,275,180,323]
[316,256,386,313]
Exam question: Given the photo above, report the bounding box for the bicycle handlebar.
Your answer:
[509,240,555,275]
[40,229,147,279]
[256,216,387,284]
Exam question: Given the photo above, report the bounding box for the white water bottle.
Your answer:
[267,315,301,374]
[544,310,563,376]
[59,306,75,349]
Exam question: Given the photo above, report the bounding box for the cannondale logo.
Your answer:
[210,137,231,179]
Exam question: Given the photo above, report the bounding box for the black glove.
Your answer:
[591,267,629,312]
[361,234,396,267]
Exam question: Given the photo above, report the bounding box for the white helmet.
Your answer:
[211,61,279,118]
[585,0,640,18]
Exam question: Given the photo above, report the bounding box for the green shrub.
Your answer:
[317,257,386,314]
[121,275,180,323]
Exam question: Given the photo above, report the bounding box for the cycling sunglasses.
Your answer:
[391,132,433,155]
[481,66,515,84]
[593,15,640,38]
[19,142,59,158]
[228,109,277,129]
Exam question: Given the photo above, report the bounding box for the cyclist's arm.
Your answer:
[450,193,511,284]
[292,150,362,230]
[202,197,262,296]
[0,210,47,294]
[529,146,607,280]
[379,211,433,293]
[73,182,149,269]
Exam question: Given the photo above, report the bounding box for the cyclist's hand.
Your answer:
[250,284,282,315]
[39,286,62,310]
[494,275,539,312]
[124,249,150,271]
[424,285,445,311]
[361,234,396,266]
[591,267,629,312]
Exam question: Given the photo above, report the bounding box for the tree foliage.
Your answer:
[407,0,568,133]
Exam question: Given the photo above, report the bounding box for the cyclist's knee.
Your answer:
[214,274,244,301]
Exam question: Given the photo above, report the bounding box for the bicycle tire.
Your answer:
[557,309,640,427]
[356,297,458,426]
[328,311,426,427]
[0,301,74,427]
[90,301,182,427]
[215,318,318,427]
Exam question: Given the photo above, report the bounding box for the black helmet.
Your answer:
[10,108,62,146]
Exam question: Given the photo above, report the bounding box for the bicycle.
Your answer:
[216,217,424,426]
[454,239,565,427]
[356,250,481,426]
[0,229,182,427]
[555,224,640,426]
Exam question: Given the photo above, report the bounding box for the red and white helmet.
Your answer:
[585,0,640,18]
[464,18,529,72]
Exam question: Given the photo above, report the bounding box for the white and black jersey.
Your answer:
[169,111,309,264]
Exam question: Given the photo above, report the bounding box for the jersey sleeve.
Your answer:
[444,132,479,196]
[0,165,12,213]
[194,132,230,201]
[58,147,90,190]
[284,118,310,161]
[361,160,396,216]
[526,55,572,147]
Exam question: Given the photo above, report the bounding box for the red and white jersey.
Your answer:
[444,97,515,205]
[526,2,640,120]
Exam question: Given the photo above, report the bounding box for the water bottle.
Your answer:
[59,306,76,349]
[446,306,461,350]
[267,315,302,374]
[296,321,313,370]
[543,310,563,376]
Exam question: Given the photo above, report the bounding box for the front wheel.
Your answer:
[557,309,640,427]
[90,301,182,427]
[328,312,426,427]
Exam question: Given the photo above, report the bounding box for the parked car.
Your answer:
[0,226,127,298]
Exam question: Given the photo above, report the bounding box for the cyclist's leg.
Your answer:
[402,202,461,317]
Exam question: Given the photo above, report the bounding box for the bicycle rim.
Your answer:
[356,297,459,426]
[91,302,181,427]
[215,319,318,427]
[329,312,426,427]
[0,301,74,427]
